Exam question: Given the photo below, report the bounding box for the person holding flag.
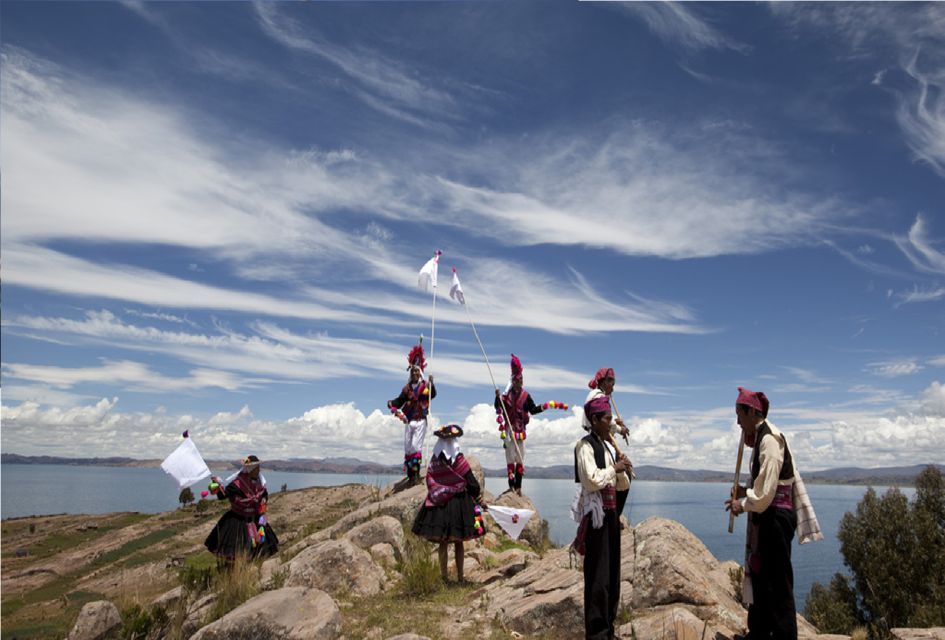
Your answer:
[204,455,279,562]
[388,342,436,485]
[494,354,562,495]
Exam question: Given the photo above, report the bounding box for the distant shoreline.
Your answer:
[3,453,940,486]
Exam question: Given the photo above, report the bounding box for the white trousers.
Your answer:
[504,439,526,465]
[404,419,427,456]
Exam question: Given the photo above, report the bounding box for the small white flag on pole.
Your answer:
[449,268,465,305]
[418,250,442,292]
[486,505,534,540]
[160,431,212,490]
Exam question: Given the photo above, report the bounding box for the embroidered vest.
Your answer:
[574,433,608,482]
[502,389,531,433]
[401,381,430,421]
[749,422,795,484]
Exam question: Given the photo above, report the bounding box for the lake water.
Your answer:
[0,464,914,611]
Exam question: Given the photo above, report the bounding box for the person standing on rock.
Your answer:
[574,395,631,640]
[388,342,436,485]
[584,368,632,519]
[412,425,486,582]
[726,387,799,640]
[494,353,556,495]
[204,455,279,562]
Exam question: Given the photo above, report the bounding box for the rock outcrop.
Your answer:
[285,538,387,597]
[190,586,341,639]
[66,600,122,640]
[891,630,945,640]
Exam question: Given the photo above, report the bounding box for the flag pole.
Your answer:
[426,251,441,476]
[454,271,525,473]
[728,431,745,534]
[607,395,635,479]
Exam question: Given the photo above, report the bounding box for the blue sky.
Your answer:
[2,1,944,471]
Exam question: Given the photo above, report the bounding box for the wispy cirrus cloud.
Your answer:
[898,50,945,178]
[4,310,647,392]
[1,359,258,392]
[895,285,945,306]
[252,3,458,127]
[866,358,924,378]
[895,215,945,276]
[770,3,945,177]
[426,124,846,261]
[616,2,749,54]
[0,48,708,337]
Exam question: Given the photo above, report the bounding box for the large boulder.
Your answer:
[475,547,585,636]
[626,605,733,640]
[891,630,945,640]
[190,587,341,640]
[343,515,405,561]
[66,600,122,640]
[285,539,387,597]
[488,491,546,549]
[625,517,745,631]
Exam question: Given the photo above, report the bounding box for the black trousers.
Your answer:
[748,507,798,640]
[616,488,629,518]
[584,509,621,640]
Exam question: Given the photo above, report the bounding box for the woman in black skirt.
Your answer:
[204,455,279,561]
[412,425,485,582]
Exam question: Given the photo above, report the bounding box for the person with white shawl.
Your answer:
[572,394,631,640]
[726,388,822,640]
[412,425,485,582]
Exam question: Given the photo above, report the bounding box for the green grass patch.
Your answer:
[97,527,178,566]
[1,513,152,561]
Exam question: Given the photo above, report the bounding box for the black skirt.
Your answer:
[412,492,485,542]
[205,511,279,560]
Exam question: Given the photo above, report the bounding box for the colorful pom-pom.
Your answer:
[200,490,209,498]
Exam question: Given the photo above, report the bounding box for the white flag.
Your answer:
[449,268,465,305]
[418,250,442,292]
[486,505,534,540]
[160,434,212,490]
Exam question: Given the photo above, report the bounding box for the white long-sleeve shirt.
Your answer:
[575,436,631,492]
[743,421,794,513]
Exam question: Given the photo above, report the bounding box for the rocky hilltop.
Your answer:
[3,456,943,640]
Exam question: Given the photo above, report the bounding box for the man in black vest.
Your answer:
[726,387,798,640]
[575,394,631,640]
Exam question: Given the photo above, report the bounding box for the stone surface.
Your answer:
[369,542,398,568]
[285,538,387,597]
[149,585,184,610]
[628,605,733,640]
[260,556,284,589]
[182,592,218,638]
[476,547,585,636]
[66,600,122,640]
[343,515,405,561]
[891,629,945,640]
[467,547,539,584]
[385,635,432,640]
[190,586,341,640]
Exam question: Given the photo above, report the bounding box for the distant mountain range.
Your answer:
[3,453,941,486]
